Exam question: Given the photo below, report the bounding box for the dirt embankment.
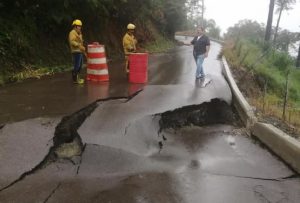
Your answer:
[229,64,300,139]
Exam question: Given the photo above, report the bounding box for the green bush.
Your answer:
[225,39,300,105]
[145,36,175,53]
[0,0,188,85]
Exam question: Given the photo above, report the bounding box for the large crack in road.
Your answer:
[0,90,143,193]
[1,41,299,202]
[1,81,299,203]
[1,94,299,202]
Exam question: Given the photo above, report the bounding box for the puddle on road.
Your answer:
[226,135,236,148]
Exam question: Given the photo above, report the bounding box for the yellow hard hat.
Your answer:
[127,23,136,30]
[72,19,82,26]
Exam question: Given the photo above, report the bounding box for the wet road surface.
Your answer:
[0,37,300,202]
[0,62,143,125]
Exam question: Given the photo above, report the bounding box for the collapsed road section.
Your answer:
[1,93,299,202]
[0,91,142,193]
[1,41,299,202]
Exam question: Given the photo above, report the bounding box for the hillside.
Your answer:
[0,0,186,84]
[222,40,300,138]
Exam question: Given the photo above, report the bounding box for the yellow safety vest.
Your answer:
[123,32,137,55]
[68,29,84,53]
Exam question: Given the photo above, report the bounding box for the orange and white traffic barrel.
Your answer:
[87,42,109,82]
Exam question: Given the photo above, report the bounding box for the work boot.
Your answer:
[76,75,85,84]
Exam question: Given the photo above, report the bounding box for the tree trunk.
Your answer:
[296,42,300,67]
[201,0,204,27]
[273,6,283,46]
[265,0,275,42]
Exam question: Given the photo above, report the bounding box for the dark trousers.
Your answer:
[72,52,83,81]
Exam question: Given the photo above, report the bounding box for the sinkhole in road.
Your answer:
[156,98,243,152]
[159,98,242,131]
[52,98,243,160]
[0,97,245,193]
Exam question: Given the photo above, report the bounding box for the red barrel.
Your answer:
[87,42,109,82]
[128,53,148,83]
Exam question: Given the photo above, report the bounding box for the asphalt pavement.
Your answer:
[0,37,299,203]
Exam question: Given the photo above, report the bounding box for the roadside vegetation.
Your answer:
[144,37,176,53]
[0,0,224,85]
[222,19,300,137]
[220,0,300,137]
[0,65,72,85]
[0,0,188,85]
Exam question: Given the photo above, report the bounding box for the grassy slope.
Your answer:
[223,39,300,136]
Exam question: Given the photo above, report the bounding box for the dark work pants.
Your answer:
[72,52,83,81]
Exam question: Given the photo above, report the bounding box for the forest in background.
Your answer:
[222,0,300,134]
[0,0,188,84]
[0,0,299,86]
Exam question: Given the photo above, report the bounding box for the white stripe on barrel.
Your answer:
[88,58,107,64]
[88,46,105,53]
[87,69,108,75]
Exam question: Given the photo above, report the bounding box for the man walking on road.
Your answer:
[68,19,85,84]
[191,27,210,79]
[123,23,137,74]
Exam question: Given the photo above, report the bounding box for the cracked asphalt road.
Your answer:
[0,37,300,202]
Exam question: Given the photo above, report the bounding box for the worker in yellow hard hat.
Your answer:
[68,19,85,84]
[122,23,137,74]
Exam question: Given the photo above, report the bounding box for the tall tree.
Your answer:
[265,0,275,42]
[296,43,300,67]
[275,29,298,52]
[273,0,296,45]
[225,20,265,41]
[163,0,187,36]
[186,0,204,27]
[203,19,221,39]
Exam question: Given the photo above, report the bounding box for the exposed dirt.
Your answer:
[159,99,243,130]
[230,66,262,99]
[229,65,300,139]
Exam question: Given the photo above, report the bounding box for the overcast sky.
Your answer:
[205,0,300,34]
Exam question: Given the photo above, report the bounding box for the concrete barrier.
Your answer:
[222,56,300,173]
[222,56,257,128]
[251,122,300,172]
